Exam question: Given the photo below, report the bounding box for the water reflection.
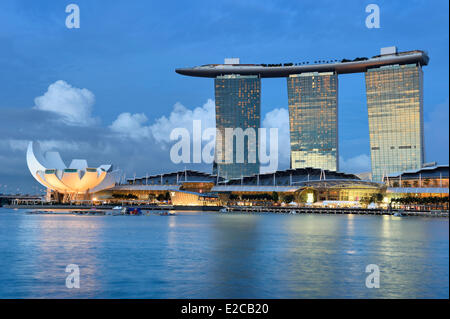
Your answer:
[0,209,448,298]
[209,214,263,298]
[11,213,105,298]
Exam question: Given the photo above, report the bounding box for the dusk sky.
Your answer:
[0,0,448,193]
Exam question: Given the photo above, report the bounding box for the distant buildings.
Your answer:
[176,47,429,181]
[108,167,385,206]
[24,142,448,208]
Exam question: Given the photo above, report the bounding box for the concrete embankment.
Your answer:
[2,204,448,217]
[225,206,449,217]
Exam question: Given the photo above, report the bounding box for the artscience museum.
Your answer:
[26,141,121,202]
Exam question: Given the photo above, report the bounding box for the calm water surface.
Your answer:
[0,208,448,298]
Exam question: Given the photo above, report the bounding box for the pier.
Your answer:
[224,205,449,217]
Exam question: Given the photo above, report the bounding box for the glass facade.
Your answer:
[365,64,424,181]
[287,72,338,171]
[213,75,260,180]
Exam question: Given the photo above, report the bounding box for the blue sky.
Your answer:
[0,0,448,193]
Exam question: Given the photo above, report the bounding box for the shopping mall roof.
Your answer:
[386,165,449,179]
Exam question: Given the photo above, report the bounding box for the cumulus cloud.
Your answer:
[33,80,96,126]
[109,99,216,152]
[109,112,151,140]
[261,107,290,171]
[339,154,371,173]
[149,99,216,143]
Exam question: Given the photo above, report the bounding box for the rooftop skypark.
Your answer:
[175,49,429,78]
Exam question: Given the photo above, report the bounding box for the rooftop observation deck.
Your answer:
[175,50,429,78]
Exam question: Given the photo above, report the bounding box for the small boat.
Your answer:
[128,207,142,215]
[107,206,123,216]
[117,207,142,215]
[159,211,176,216]
[289,210,297,215]
[219,207,228,213]
[393,212,403,217]
[72,210,105,215]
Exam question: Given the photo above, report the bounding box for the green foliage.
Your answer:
[272,191,279,202]
[112,193,138,200]
[390,196,449,206]
[156,192,171,201]
[283,194,295,203]
[359,192,384,204]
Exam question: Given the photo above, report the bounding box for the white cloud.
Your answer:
[150,99,216,143]
[262,107,290,170]
[109,99,216,146]
[339,154,371,173]
[109,112,151,140]
[33,80,96,126]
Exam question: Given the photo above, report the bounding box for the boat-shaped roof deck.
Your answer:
[175,50,429,78]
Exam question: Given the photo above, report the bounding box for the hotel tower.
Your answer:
[176,47,429,181]
[213,72,261,180]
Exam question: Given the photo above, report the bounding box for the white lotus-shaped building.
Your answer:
[27,141,120,194]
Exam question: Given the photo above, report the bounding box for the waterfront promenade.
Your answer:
[2,204,448,217]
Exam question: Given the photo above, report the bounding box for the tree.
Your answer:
[360,196,372,205]
[283,194,295,203]
[272,191,279,202]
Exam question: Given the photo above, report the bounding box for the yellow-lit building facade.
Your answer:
[365,64,425,181]
[213,74,261,180]
[287,72,338,171]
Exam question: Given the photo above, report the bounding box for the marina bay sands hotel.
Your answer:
[176,47,429,181]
